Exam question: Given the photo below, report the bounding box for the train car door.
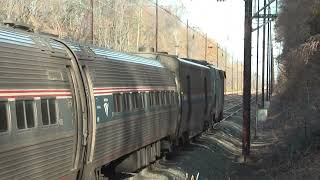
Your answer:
[54,40,89,179]
[78,61,97,180]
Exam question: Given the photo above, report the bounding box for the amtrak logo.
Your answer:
[103,98,109,117]
[96,95,114,123]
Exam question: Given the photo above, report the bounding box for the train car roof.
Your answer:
[0,27,36,47]
[181,58,225,71]
[135,51,178,58]
[0,25,164,69]
[178,58,210,69]
[181,58,209,66]
[81,45,164,68]
[209,65,224,71]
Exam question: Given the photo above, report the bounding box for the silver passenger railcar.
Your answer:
[0,26,179,180]
[135,52,225,144]
[0,25,225,180]
[0,26,85,180]
[69,42,179,179]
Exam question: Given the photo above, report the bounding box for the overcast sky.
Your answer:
[181,0,245,63]
[159,0,280,77]
[159,0,245,62]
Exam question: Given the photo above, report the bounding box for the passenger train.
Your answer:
[0,24,225,180]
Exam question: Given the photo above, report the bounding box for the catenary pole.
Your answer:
[243,0,253,157]
[187,20,189,58]
[155,0,158,52]
[255,0,260,137]
[261,0,266,107]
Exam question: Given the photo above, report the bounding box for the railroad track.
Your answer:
[121,95,257,179]
[219,95,256,124]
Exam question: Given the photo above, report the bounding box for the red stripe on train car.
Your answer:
[0,89,70,93]
[0,94,72,98]
[0,89,72,98]
[93,89,153,94]
[93,87,153,90]
[93,87,175,91]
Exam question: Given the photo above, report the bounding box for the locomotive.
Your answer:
[0,24,225,180]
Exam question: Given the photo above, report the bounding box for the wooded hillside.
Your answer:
[0,0,243,92]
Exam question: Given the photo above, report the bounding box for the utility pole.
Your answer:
[205,33,208,61]
[266,6,270,101]
[255,0,260,138]
[231,57,234,93]
[271,45,274,96]
[243,0,252,157]
[216,44,219,67]
[225,51,227,72]
[155,0,159,52]
[270,25,274,96]
[269,18,272,99]
[187,20,189,58]
[237,61,239,94]
[88,0,94,44]
[261,0,267,107]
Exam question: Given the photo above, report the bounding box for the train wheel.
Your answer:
[183,132,190,145]
[211,114,216,128]
[203,120,209,131]
[219,111,223,122]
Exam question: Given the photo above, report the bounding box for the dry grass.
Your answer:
[253,34,320,179]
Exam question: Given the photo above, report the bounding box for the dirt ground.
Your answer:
[127,94,320,180]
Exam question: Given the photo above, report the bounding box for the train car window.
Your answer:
[149,92,153,106]
[131,93,136,109]
[162,92,165,105]
[49,99,57,124]
[158,92,162,105]
[166,92,170,105]
[41,99,57,126]
[135,93,138,109]
[160,92,162,105]
[132,92,139,109]
[137,93,143,109]
[16,100,26,129]
[41,99,49,125]
[141,93,145,108]
[162,92,166,105]
[172,92,175,104]
[165,92,168,105]
[25,100,35,128]
[128,93,133,110]
[0,101,8,132]
[123,94,128,111]
[119,94,124,112]
[161,92,165,105]
[152,92,156,106]
[113,94,122,112]
[113,94,119,112]
[138,93,142,108]
[153,92,157,106]
[15,100,35,129]
[155,92,160,105]
[148,93,151,106]
[127,93,131,111]
[123,94,126,111]
[153,92,156,105]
